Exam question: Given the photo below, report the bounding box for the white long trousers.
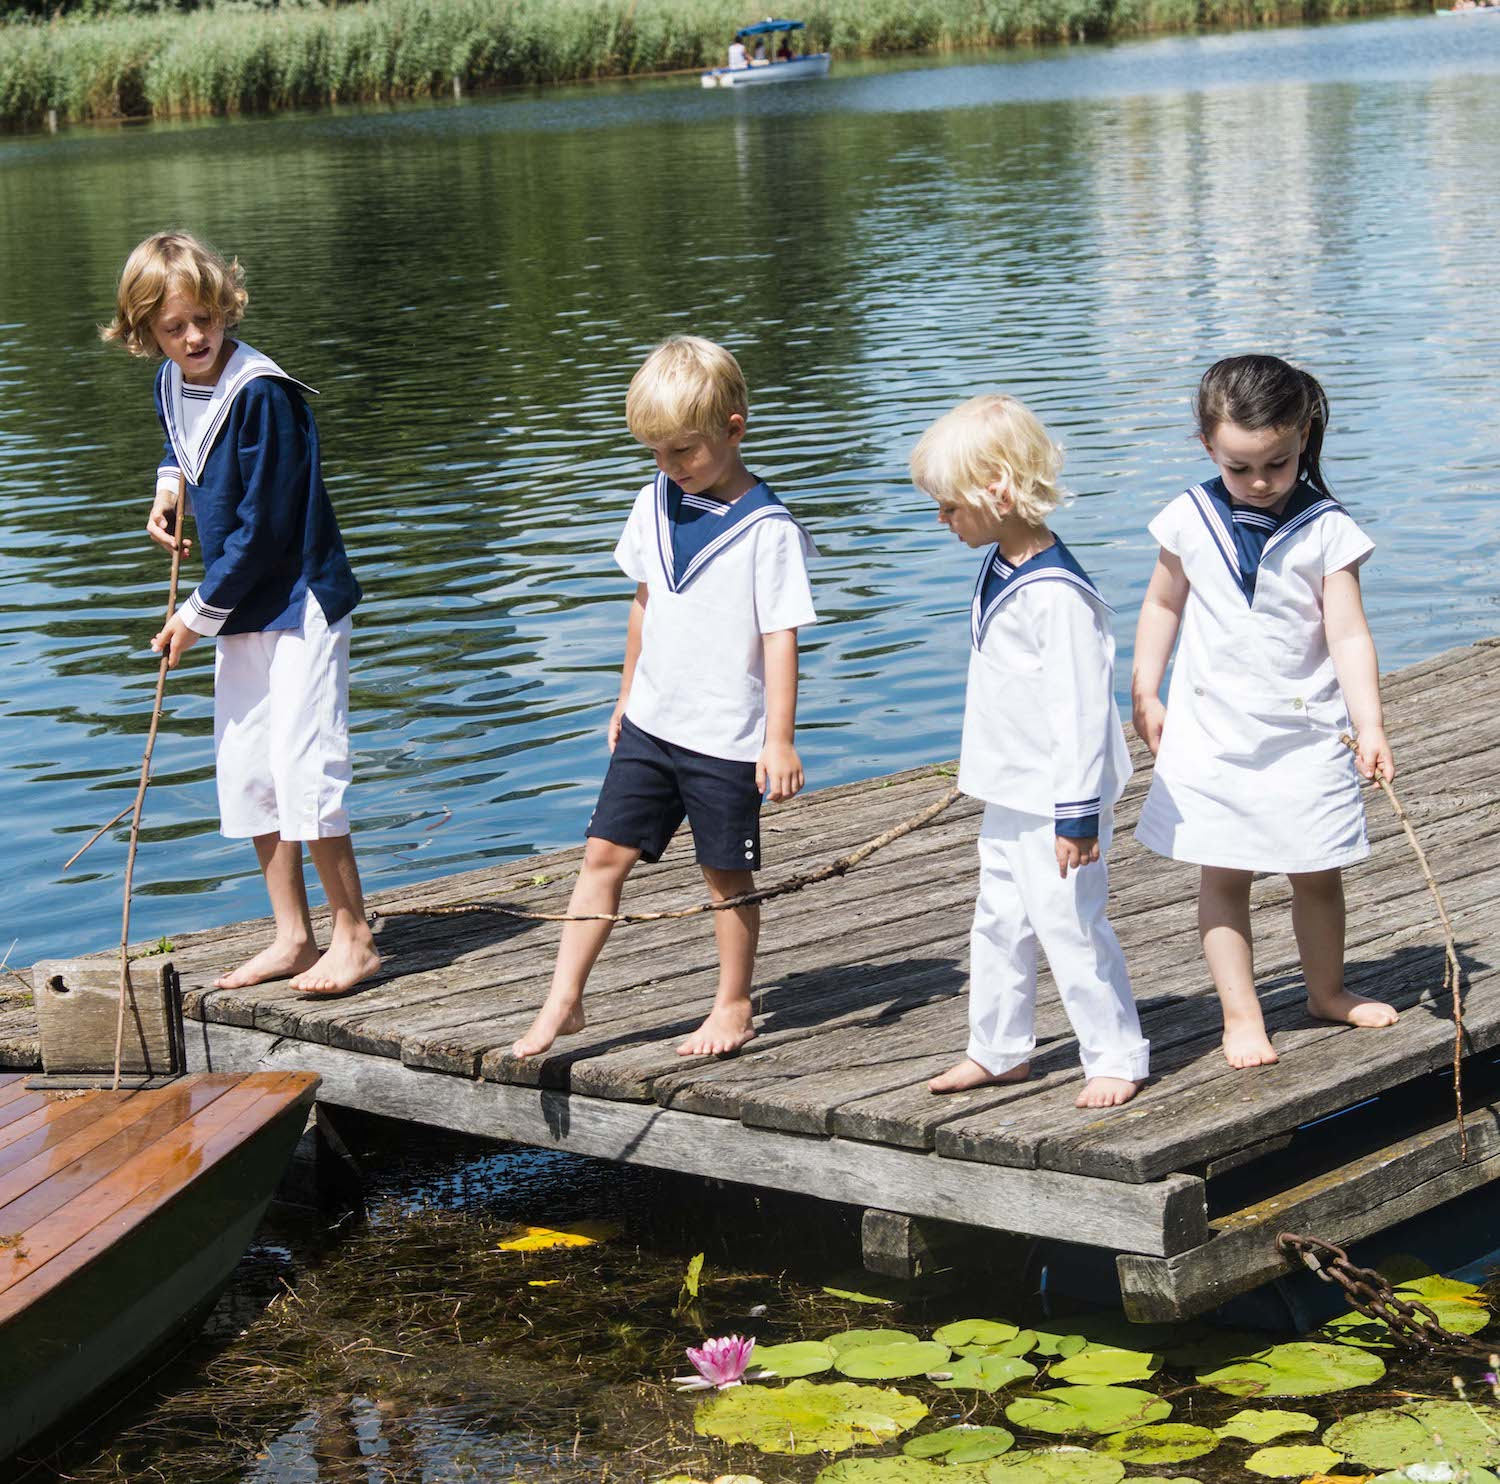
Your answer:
[967,802,1149,1082]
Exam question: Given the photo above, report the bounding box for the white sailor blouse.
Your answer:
[153,341,361,638]
[957,538,1131,838]
[1134,477,1374,873]
[614,473,818,763]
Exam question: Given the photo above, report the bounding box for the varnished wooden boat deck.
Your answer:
[5,638,1499,1316]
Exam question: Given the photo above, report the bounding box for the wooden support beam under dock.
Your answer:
[6,637,1499,1319]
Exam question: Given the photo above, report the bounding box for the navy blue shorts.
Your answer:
[587,716,762,872]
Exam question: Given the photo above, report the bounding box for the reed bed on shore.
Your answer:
[0,0,1421,131]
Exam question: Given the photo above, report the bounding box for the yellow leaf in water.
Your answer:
[527,1280,562,1287]
[496,1221,621,1251]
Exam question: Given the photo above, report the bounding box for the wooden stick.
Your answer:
[1342,733,1467,1159]
[62,802,139,872]
[374,782,963,927]
[114,477,188,1091]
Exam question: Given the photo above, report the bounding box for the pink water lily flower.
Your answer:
[674,1334,768,1390]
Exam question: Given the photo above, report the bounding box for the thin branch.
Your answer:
[62,801,139,871]
[1342,733,1466,1159]
[115,480,187,1091]
[374,783,963,927]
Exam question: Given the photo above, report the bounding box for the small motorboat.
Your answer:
[0,1069,319,1469]
[701,18,832,87]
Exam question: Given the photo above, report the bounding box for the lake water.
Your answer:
[0,13,1497,962]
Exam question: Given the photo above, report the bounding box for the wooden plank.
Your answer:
[33,959,179,1077]
[0,1073,306,1299]
[1117,1105,1500,1321]
[180,1019,1208,1256]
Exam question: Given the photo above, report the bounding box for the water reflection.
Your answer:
[0,15,1496,961]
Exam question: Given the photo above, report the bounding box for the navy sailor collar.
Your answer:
[970,535,1110,649]
[652,472,796,593]
[158,340,316,486]
[1186,476,1344,603]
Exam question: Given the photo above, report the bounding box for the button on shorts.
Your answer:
[587,716,762,871]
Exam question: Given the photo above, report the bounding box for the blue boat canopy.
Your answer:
[735,17,807,36]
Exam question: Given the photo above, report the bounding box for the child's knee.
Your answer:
[701,865,754,902]
[581,835,640,878]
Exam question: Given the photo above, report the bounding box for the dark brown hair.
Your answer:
[1194,354,1332,499]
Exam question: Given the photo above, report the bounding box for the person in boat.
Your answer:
[752,37,768,62]
[912,396,1149,1109]
[727,36,749,68]
[1132,355,1398,1069]
[513,336,817,1062]
[103,231,381,999]
[776,36,795,61]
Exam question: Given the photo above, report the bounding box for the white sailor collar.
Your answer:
[970,535,1110,649]
[651,472,799,593]
[160,340,317,486]
[1186,477,1345,604]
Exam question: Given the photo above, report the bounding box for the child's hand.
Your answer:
[1055,834,1099,878]
[1354,725,1395,783]
[146,493,191,557]
[151,610,200,669]
[608,698,627,752]
[1132,695,1167,756]
[757,740,804,803]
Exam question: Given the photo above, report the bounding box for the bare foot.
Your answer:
[1308,988,1399,1028]
[214,939,318,990]
[289,941,383,997]
[1222,1024,1279,1068]
[512,996,586,1058]
[928,1057,1030,1094]
[677,1003,756,1057]
[1076,1076,1140,1109]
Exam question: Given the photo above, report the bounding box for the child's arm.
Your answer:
[758,628,804,803]
[1324,565,1394,781]
[609,584,648,752]
[1131,549,1188,756]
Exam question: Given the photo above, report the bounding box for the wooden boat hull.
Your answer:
[0,1072,318,1466]
[701,54,831,87]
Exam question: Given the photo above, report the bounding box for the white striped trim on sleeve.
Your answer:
[181,587,231,637]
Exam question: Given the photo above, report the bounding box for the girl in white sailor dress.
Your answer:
[912,396,1150,1109]
[1132,356,1398,1070]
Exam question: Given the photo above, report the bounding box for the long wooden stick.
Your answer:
[1342,733,1467,1158]
[374,783,963,927]
[113,477,188,1091]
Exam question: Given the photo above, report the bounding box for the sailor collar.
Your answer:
[970,535,1109,649]
[159,340,316,486]
[651,472,796,593]
[1186,476,1344,603]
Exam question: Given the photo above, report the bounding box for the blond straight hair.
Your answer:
[626,336,749,443]
[102,230,248,359]
[909,394,1067,527]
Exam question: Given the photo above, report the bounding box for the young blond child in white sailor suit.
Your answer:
[912,396,1150,1109]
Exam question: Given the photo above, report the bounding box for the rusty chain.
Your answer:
[1277,1233,1494,1356]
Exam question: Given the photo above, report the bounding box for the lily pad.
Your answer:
[824,1286,898,1305]
[1092,1424,1219,1464]
[984,1446,1127,1484]
[1197,1341,1386,1397]
[694,1378,927,1455]
[816,1460,990,1482]
[827,1328,921,1355]
[1245,1444,1346,1477]
[1032,1332,1090,1358]
[1006,1385,1171,1435]
[1373,1468,1500,1484]
[1129,1478,1202,1484]
[933,1320,1022,1348]
[904,1423,1017,1463]
[1325,1403,1500,1469]
[837,1341,953,1380]
[753,1341,835,1378]
[1214,1409,1320,1444]
[1051,1345,1161,1385]
[957,1333,1038,1358]
[934,1354,1039,1391]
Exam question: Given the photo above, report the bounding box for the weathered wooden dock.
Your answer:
[6,638,1499,1320]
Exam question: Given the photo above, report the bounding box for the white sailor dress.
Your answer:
[1135,477,1374,874]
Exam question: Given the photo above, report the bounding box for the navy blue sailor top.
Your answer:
[154,343,361,637]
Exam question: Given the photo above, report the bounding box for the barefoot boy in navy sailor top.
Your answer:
[912,396,1149,1109]
[104,231,380,998]
[513,336,817,1062]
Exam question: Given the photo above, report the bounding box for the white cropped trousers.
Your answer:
[967,802,1149,1083]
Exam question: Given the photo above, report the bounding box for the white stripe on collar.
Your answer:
[162,341,316,485]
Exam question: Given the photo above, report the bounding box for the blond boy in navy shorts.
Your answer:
[513,337,817,1060]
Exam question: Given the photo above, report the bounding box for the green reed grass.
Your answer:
[0,0,1426,131]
